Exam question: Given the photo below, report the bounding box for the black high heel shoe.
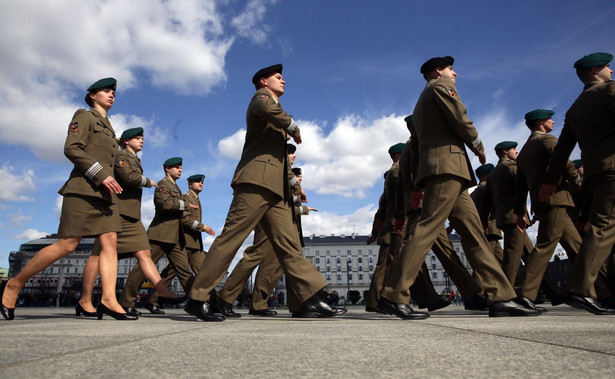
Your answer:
[75,303,97,317]
[0,281,15,320]
[97,303,138,320]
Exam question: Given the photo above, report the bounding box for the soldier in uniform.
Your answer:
[2,78,135,321]
[378,56,540,319]
[119,157,197,315]
[184,64,345,321]
[77,127,182,317]
[147,174,216,310]
[471,164,504,265]
[539,52,615,314]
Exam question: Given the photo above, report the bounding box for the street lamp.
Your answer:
[346,256,352,300]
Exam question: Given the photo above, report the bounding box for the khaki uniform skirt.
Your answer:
[58,194,121,237]
[91,214,150,257]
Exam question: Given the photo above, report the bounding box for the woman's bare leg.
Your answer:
[133,250,178,298]
[79,255,99,312]
[97,232,125,313]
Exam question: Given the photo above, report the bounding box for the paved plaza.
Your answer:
[0,304,614,378]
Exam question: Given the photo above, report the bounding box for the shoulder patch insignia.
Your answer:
[446,88,455,97]
[117,159,126,167]
[70,122,79,132]
[158,187,164,193]
[260,94,268,98]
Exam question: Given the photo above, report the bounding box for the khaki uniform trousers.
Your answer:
[567,172,615,298]
[382,175,516,305]
[488,239,504,266]
[217,225,284,311]
[500,224,535,285]
[148,247,204,305]
[189,184,326,303]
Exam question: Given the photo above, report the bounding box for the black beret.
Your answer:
[404,115,413,124]
[573,52,613,69]
[287,143,296,154]
[420,56,454,74]
[475,163,494,176]
[252,64,283,84]
[187,174,205,182]
[572,159,582,168]
[525,109,555,121]
[291,167,302,176]
[120,127,143,140]
[388,143,406,155]
[494,141,517,150]
[88,77,117,91]
[163,157,182,166]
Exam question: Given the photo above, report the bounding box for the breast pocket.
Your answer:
[92,123,113,147]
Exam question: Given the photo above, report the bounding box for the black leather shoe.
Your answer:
[566,292,615,315]
[293,295,347,318]
[0,281,15,320]
[464,295,489,311]
[550,292,566,306]
[427,298,451,312]
[123,307,142,317]
[158,295,187,305]
[184,299,226,322]
[489,299,542,317]
[75,303,97,317]
[249,308,277,316]
[366,306,386,314]
[211,292,241,318]
[144,302,165,314]
[376,297,429,320]
[97,303,138,320]
[516,296,546,313]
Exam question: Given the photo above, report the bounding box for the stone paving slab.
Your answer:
[0,305,613,378]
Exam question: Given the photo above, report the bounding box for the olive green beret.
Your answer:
[187,174,205,182]
[163,157,182,167]
[475,163,494,176]
[404,115,413,124]
[573,52,613,69]
[252,64,283,84]
[88,77,117,91]
[120,127,143,140]
[494,141,517,150]
[572,159,582,168]
[388,142,406,155]
[525,109,555,121]
[291,167,302,176]
[287,144,296,154]
[420,56,454,74]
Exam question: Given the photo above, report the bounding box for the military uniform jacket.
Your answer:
[148,177,186,244]
[482,158,526,228]
[58,109,118,203]
[472,180,501,238]
[397,138,413,218]
[545,80,615,185]
[411,77,485,188]
[370,191,389,245]
[181,190,204,251]
[114,149,153,220]
[384,161,402,233]
[232,88,301,201]
[514,131,578,215]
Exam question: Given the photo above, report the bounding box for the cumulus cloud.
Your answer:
[218,129,246,159]
[301,205,377,237]
[9,213,32,229]
[0,0,234,161]
[0,165,36,202]
[231,0,279,45]
[14,228,49,241]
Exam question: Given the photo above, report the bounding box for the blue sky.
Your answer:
[1,0,614,268]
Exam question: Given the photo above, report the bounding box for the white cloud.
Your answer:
[0,165,36,202]
[9,213,32,228]
[53,196,63,217]
[14,228,49,241]
[0,0,234,160]
[218,129,246,159]
[300,205,377,237]
[231,0,279,45]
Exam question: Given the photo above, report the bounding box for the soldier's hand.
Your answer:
[410,191,423,210]
[308,207,319,212]
[292,131,302,144]
[150,179,158,188]
[538,184,556,202]
[300,189,307,202]
[366,235,376,245]
[203,225,216,236]
[189,203,199,209]
[394,218,406,234]
[481,221,490,234]
[102,176,122,194]
[516,216,528,233]
[478,151,487,165]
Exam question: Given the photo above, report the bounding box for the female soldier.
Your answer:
[1,77,136,320]
[76,127,183,317]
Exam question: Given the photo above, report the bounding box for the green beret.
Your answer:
[252,64,283,84]
[187,174,205,182]
[87,77,117,91]
[420,56,454,74]
[494,141,517,151]
[388,142,406,155]
[163,157,182,167]
[573,52,613,69]
[572,159,582,168]
[525,109,555,121]
[475,163,494,176]
[120,127,143,140]
[287,144,296,154]
[291,167,302,176]
[404,115,413,124]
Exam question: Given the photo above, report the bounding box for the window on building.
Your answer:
[432,263,437,270]
[336,264,341,271]
[369,264,374,271]
[326,257,330,264]
[336,257,341,263]
[346,249,352,256]
[358,274,363,282]
[358,266,363,272]
[326,266,330,272]
[316,250,320,256]
[337,274,342,281]
[348,274,353,282]
[336,250,341,256]
[431,255,436,261]
[316,266,320,271]
[315,257,320,264]
[432,272,438,280]
[326,274,331,281]
[358,249,362,255]
[326,250,330,256]
[74,267,78,273]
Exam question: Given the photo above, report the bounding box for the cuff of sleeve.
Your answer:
[287,118,298,135]
[472,137,482,149]
[293,195,299,203]
[140,176,148,187]
[289,176,298,186]
[191,220,199,230]
[179,200,185,211]
[85,162,104,182]
[575,175,581,184]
